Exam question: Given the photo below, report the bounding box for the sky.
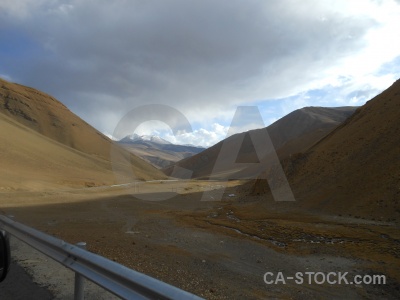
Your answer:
[1,0,400,147]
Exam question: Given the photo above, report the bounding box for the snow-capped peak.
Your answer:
[122,133,140,141]
[141,135,172,144]
[120,134,172,145]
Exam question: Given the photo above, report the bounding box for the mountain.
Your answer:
[259,79,400,219]
[163,106,357,179]
[0,78,166,190]
[120,134,172,145]
[119,134,205,169]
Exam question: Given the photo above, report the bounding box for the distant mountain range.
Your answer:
[120,134,172,145]
[119,134,205,169]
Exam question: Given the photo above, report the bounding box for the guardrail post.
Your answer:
[74,242,86,300]
[0,215,204,300]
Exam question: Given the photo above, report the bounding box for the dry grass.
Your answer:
[0,78,166,191]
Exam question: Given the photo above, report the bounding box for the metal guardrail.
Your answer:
[0,215,204,300]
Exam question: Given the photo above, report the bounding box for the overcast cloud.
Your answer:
[1,0,399,146]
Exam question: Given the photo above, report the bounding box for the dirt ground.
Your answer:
[1,180,399,299]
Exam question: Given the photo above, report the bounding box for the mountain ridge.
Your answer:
[163,106,357,179]
[120,134,173,145]
[274,79,400,219]
[0,78,166,190]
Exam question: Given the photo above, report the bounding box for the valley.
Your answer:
[0,78,399,299]
[1,181,399,299]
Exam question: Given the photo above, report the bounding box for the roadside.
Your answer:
[3,237,118,300]
[0,259,53,300]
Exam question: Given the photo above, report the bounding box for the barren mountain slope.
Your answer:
[265,79,400,219]
[164,106,356,179]
[0,78,110,159]
[0,113,115,191]
[0,78,166,190]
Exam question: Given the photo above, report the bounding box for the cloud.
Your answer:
[164,123,229,147]
[105,121,229,147]
[1,0,399,142]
